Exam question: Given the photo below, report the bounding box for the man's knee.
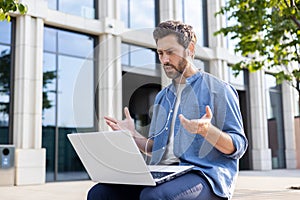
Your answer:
[87,183,110,200]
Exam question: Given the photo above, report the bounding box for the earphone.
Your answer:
[144,64,188,162]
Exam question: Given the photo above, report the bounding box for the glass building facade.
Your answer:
[43,27,96,181]
[0,21,13,144]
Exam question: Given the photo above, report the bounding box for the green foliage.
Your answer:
[215,0,300,90]
[0,0,27,22]
[0,50,56,114]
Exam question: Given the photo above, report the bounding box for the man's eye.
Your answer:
[166,51,173,55]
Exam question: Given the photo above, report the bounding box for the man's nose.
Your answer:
[161,54,169,64]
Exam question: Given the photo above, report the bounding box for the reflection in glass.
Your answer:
[0,21,12,144]
[228,67,244,87]
[119,0,156,28]
[121,43,156,70]
[58,31,94,58]
[43,27,95,182]
[57,56,94,128]
[0,47,10,143]
[265,74,285,169]
[44,28,57,52]
[194,59,209,72]
[180,0,208,47]
[47,0,95,19]
[0,22,11,44]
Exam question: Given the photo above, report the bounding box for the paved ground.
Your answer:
[233,169,300,199]
[0,169,300,199]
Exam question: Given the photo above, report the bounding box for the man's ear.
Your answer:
[188,42,195,58]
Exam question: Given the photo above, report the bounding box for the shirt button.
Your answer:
[165,127,168,130]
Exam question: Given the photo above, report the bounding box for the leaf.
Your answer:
[0,11,6,21]
[18,3,27,14]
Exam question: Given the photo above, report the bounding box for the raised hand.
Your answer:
[179,105,212,137]
[104,107,135,134]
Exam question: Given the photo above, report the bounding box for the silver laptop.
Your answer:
[67,130,194,186]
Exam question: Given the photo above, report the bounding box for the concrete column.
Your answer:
[207,0,226,48]
[249,71,272,170]
[282,81,297,169]
[13,15,45,185]
[206,0,228,81]
[96,35,122,131]
[159,0,175,22]
[209,60,228,81]
[96,0,122,130]
[158,0,175,88]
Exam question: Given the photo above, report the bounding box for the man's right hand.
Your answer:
[104,107,135,134]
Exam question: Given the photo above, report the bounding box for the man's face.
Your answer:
[156,34,188,80]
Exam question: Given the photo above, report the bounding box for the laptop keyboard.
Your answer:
[150,171,173,179]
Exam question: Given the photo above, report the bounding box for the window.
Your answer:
[119,0,158,28]
[294,86,300,117]
[194,58,209,72]
[121,43,158,72]
[228,67,245,89]
[48,0,96,19]
[265,74,286,169]
[0,21,13,144]
[43,27,96,181]
[178,0,208,47]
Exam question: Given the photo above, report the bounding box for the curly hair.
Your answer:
[153,20,197,49]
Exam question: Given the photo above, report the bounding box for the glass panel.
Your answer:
[265,74,286,169]
[58,30,94,58]
[194,59,208,71]
[47,0,57,10]
[182,0,208,47]
[0,21,12,145]
[57,56,94,128]
[294,87,300,116]
[120,0,129,27]
[59,0,95,19]
[228,67,244,87]
[223,0,241,55]
[47,0,95,18]
[43,27,95,182]
[43,53,56,126]
[119,0,156,28]
[130,0,155,28]
[122,43,156,70]
[121,43,130,66]
[44,28,57,53]
[0,46,10,144]
[0,22,11,44]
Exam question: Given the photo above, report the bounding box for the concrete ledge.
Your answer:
[15,148,46,185]
[252,148,272,170]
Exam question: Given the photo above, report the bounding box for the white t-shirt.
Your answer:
[159,84,185,165]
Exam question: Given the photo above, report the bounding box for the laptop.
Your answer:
[67,130,194,186]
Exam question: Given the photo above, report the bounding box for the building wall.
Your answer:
[295,117,300,168]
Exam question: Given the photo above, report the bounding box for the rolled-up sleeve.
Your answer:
[222,84,248,159]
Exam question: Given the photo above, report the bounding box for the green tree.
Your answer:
[215,0,300,113]
[0,50,56,115]
[0,0,27,21]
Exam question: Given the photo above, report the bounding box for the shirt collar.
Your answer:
[168,70,203,94]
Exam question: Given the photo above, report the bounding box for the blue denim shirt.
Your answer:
[148,71,248,199]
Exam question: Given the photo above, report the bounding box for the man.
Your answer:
[87,20,248,200]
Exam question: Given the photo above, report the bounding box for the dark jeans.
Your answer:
[87,172,225,200]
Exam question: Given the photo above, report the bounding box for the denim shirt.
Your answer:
[148,71,248,199]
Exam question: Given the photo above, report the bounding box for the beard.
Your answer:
[163,57,188,80]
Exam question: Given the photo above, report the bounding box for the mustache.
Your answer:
[163,63,176,68]
[163,63,183,74]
